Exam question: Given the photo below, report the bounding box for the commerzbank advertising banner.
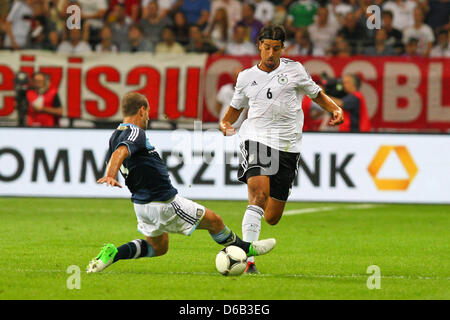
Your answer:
[0,128,449,204]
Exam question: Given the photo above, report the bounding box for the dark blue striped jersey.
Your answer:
[106,123,178,204]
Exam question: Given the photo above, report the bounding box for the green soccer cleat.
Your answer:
[86,244,118,273]
[247,238,276,257]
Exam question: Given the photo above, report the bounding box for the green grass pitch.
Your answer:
[0,197,448,300]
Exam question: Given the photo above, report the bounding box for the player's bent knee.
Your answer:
[212,211,224,226]
[248,184,268,197]
[146,234,169,256]
[153,244,169,256]
[160,245,169,256]
[197,209,225,234]
[265,214,281,226]
[249,189,269,208]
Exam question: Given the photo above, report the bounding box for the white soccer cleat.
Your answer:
[86,244,117,273]
[86,259,113,273]
[249,238,276,257]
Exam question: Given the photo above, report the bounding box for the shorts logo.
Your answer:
[367,145,418,191]
[196,208,204,219]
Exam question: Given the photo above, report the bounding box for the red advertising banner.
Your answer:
[204,55,450,132]
[0,51,207,122]
[0,51,448,132]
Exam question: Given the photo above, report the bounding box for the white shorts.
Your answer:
[134,194,206,238]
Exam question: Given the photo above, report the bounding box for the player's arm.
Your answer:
[312,90,344,126]
[219,106,243,136]
[327,96,343,108]
[220,70,247,136]
[97,145,129,188]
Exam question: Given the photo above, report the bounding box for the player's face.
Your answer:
[259,39,283,71]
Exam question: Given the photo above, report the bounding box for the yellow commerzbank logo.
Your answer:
[367,146,418,191]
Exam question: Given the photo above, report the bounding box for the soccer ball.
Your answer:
[215,246,248,276]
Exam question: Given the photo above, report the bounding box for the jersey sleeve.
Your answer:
[116,127,146,157]
[295,62,322,99]
[230,72,249,110]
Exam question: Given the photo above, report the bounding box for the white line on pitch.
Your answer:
[283,204,380,216]
[5,269,448,281]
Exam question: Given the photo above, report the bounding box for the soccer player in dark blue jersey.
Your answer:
[87,92,276,273]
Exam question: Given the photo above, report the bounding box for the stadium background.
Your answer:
[1,0,449,202]
[0,0,449,300]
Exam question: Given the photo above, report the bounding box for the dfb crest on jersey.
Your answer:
[278,74,288,85]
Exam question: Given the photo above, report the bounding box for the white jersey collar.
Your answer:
[255,60,284,74]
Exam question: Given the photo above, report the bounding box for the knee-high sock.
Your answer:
[210,226,250,253]
[242,205,264,263]
[113,239,155,262]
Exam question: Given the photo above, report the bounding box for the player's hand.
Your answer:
[329,107,344,126]
[97,176,122,188]
[219,121,236,136]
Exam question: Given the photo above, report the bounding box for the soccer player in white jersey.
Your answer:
[220,25,344,274]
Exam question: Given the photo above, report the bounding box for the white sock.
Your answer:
[242,205,264,263]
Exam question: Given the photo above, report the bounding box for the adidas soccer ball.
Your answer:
[215,246,248,276]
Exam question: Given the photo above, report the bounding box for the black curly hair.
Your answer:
[257,25,286,45]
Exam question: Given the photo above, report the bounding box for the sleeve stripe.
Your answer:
[128,126,139,141]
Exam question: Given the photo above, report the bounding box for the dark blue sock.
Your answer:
[113,239,155,262]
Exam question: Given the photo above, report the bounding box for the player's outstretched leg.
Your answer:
[86,233,168,273]
[243,176,270,273]
[197,208,276,258]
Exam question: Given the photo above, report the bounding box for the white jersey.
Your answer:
[230,58,321,153]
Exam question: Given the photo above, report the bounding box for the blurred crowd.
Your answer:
[0,0,448,57]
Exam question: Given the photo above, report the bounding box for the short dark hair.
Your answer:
[257,25,286,45]
[246,3,256,13]
[121,92,148,117]
[129,23,143,34]
[382,10,393,19]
